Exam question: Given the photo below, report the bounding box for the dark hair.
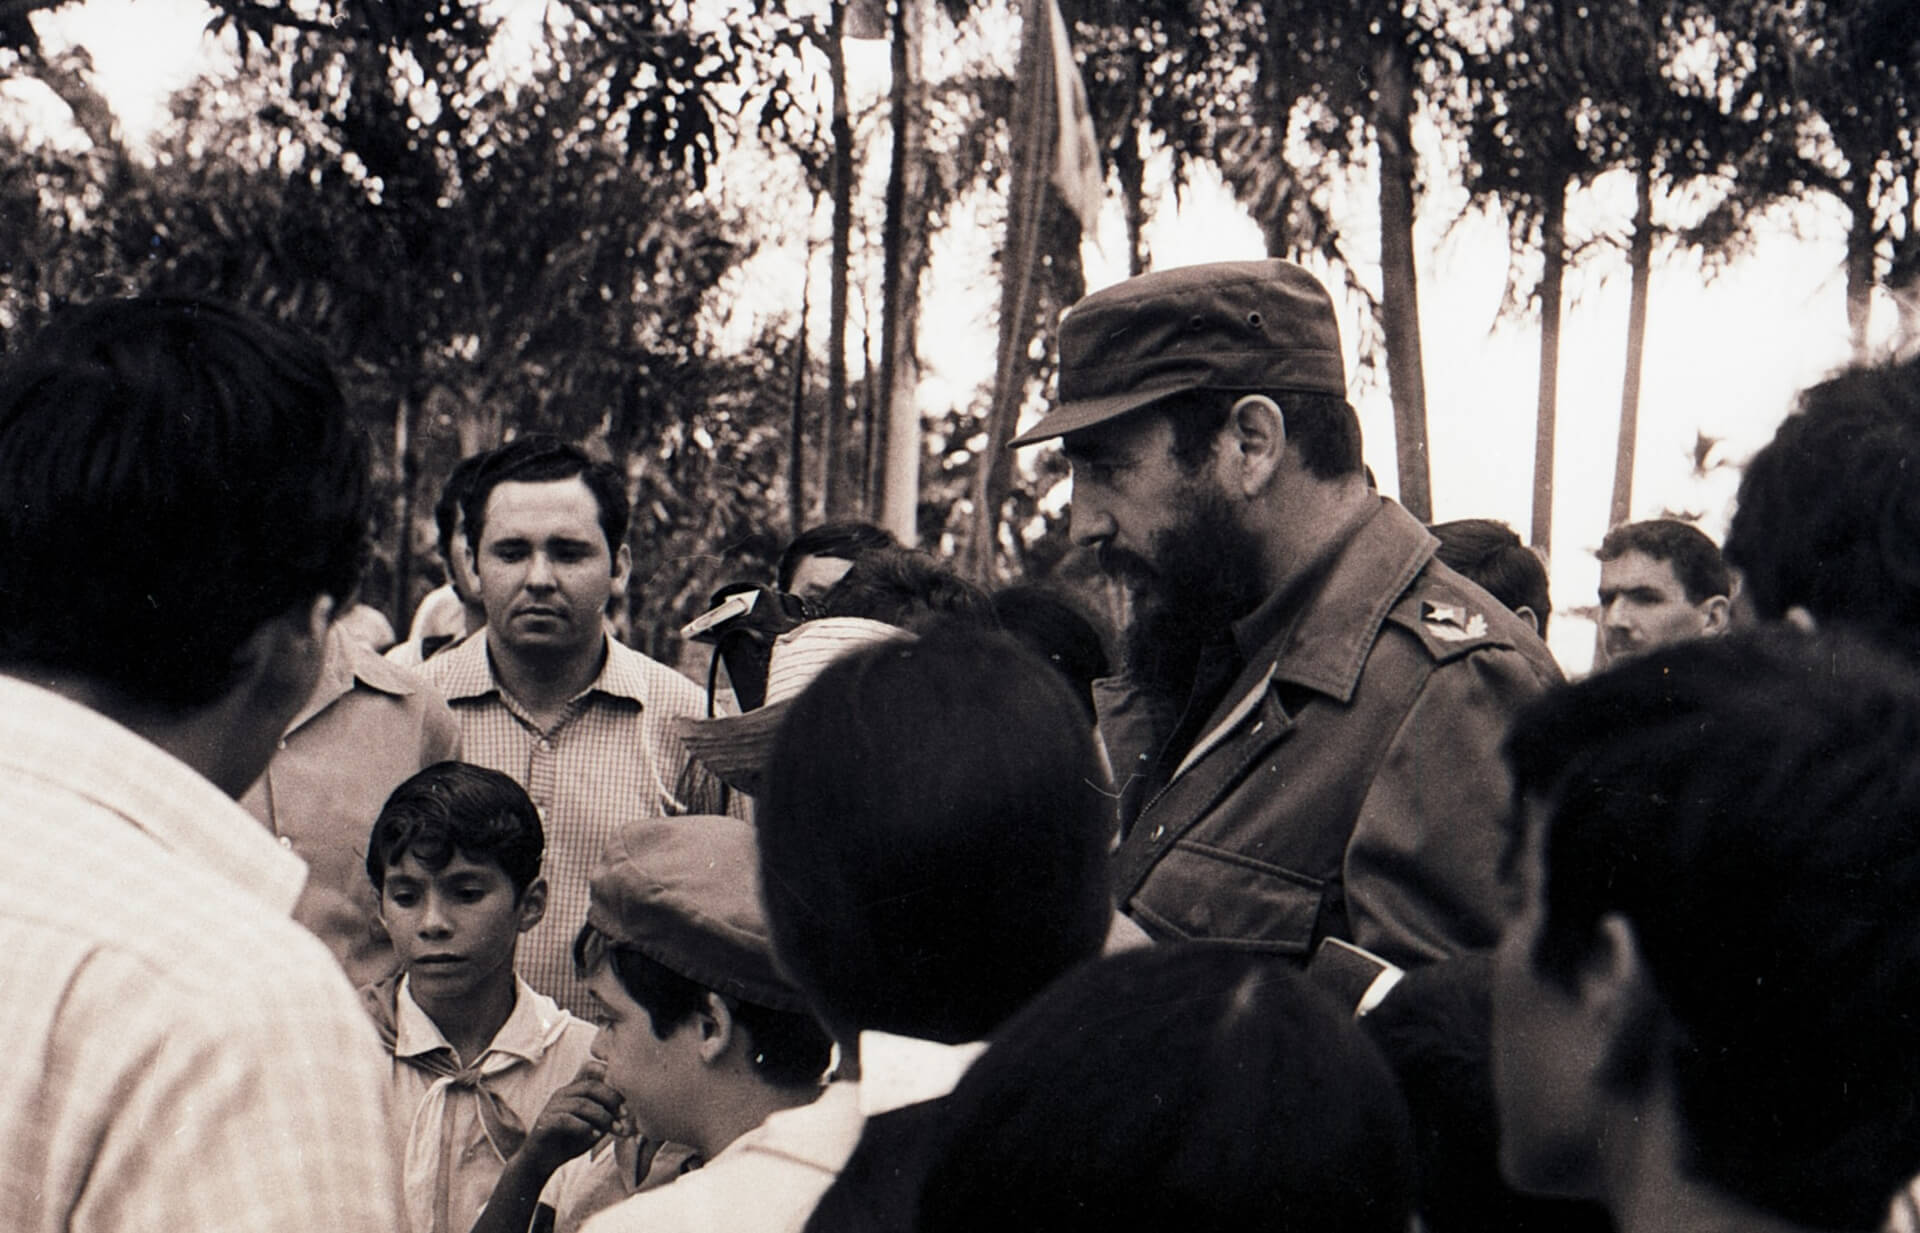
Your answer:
[0,296,368,709]
[1430,519,1552,636]
[1361,958,1613,1233]
[366,761,545,898]
[1726,355,1920,660]
[1504,631,1920,1229]
[776,521,898,593]
[1162,387,1364,479]
[460,434,630,557]
[757,623,1114,1043]
[1597,518,1729,605]
[989,583,1111,720]
[434,450,494,566]
[572,925,832,1087]
[914,945,1414,1233]
[817,548,998,632]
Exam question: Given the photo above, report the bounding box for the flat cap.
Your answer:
[586,815,807,1013]
[1010,259,1347,446]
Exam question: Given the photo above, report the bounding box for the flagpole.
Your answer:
[964,0,1053,581]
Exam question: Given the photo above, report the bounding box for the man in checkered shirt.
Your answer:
[0,297,400,1231]
[424,435,725,1016]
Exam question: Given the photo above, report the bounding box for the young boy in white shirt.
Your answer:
[364,760,598,1233]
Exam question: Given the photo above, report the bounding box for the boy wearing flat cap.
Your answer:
[474,815,832,1233]
[1015,258,1562,970]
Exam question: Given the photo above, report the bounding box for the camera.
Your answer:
[682,583,812,712]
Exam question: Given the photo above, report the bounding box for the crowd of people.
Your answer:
[4,258,1920,1233]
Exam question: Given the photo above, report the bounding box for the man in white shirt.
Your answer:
[0,296,402,1232]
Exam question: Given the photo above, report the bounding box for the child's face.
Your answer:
[584,965,705,1145]
[380,849,543,1009]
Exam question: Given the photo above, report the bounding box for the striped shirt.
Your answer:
[0,673,402,1233]
[424,631,722,1014]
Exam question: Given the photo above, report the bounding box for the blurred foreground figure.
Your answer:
[1495,632,1920,1233]
[587,625,1118,1233]
[0,297,401,1230]
[1594,518,1729,668]
[912,945,1415,1233]
[1726,353,1920,662]
[1015,259,1560,967]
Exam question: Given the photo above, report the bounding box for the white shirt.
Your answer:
[0,674,403,1233]
[580,1032,985,1233]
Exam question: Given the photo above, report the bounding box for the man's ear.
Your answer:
[1585,912,1662,1094]
[1513,605,1541,635]
[517,877,548,933]
[235,594,335,698]
[1222,395,1287,497]
[611,541,633,593]
[695,991,737,1065]
[1699,594,1732,635]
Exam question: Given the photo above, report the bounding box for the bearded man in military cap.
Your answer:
[1014,259,1562,969]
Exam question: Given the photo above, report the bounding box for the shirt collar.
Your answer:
[393,973,571,1065]
[855,1030,987,1116]
[1231,497,1436,704]
[0,673,309,914]
[435,631,653,709]
[284,625,423,734]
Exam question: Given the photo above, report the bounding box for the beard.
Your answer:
[1112,486,1268,706]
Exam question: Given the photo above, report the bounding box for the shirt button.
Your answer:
[279,836,294,850]
[539,739,552,750]
[1150,825,1165,842]
[276,739,288,751]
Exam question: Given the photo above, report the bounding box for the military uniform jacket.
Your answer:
[1099,498,1563,968]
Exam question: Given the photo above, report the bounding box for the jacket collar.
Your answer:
[1232,497,1435,705]
[284,625,424,735]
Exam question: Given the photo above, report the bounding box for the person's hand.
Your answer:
[518,1058,626,1175]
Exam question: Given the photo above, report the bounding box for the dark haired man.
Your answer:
[1431,518,1552,636]
[776,520,898,604]
[424,434,721,1015]
[0,297,399,1229]
[390,449,494,667]
[1494,632,1920,1233]
[1013,259,1560,969]
[1594,518,1729,667]
[1724,353,1920,662]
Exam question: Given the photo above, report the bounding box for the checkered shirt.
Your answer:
[0,674,402,1233]
[424,632,727,1015]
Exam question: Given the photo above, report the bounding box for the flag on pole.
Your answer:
[1044,0,1103,236]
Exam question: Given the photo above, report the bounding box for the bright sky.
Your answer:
[17,0,1875,674]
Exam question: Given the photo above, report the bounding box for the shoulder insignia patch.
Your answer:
[1421,601,1487,642]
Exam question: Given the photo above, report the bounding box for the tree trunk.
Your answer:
[877,0,928,545]
[1608,162,1654,531]
[392,389,418,633]
[1844,176,1877,361]
[1531,179,1567,553]
[1114,122,1147,277]
[1373,36,1431,521]
[787,266,812,537]
[823,0,855,515]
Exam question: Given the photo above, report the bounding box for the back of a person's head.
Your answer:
[433,449,493,563]
[1597,518,1729,604]
[459,433,629,555]
[0,296,367,709]
[757,622,1113,1043]
[913,944,1414,1233]
[776,520,898,592]
[366,760,545,899]
[1726,355,1920,660]
[989,583,1112,720]
[1361,958,1613,1233]
[1505,630,1920,1229]
[1430,519,1552,636]
[818,548,998,632]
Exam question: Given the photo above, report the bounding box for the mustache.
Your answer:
[1097,546,1159,584]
